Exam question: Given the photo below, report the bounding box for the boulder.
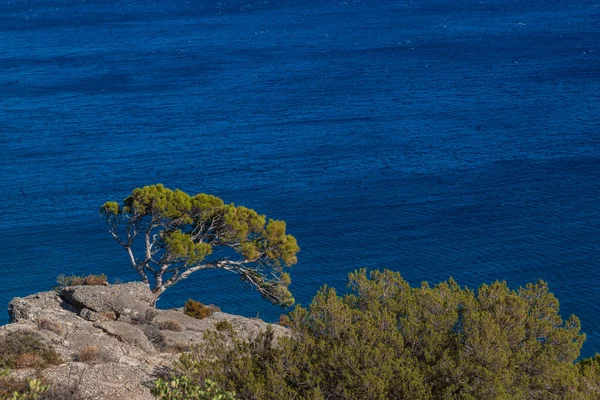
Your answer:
[209,312,290,341]
[8,291,79,325]
[60,282,153,319]
[94,321,155,354]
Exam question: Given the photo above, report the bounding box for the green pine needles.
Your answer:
[101,184,299,306]
[173,269,600,399]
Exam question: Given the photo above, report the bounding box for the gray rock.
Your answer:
[93,321,155,354]
[41,362,157,400]
[3,282,289,399]
[156,329,204,352]
[150,309,210,331]
[8,291,82,326]
[60,282,153,319]
[79,308,103,322]
[210,312,290,341]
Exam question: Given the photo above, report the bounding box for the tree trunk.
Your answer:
[150,286,166,307]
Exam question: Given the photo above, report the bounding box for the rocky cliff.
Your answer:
[1,283,287,399]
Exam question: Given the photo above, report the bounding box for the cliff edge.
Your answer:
[1,283,287,399]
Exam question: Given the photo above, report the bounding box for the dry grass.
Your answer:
[56,274,108,288]
[156,320,183,332]
[13,353,46,369]
[77,346,100,363]
[0,331,62,369]
[82,274,107,286]
[100,311,116,321]
[38,319,65,336]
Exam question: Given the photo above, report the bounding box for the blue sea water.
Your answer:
[1,0,599,355]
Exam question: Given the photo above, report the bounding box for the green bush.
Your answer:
[171,269,599,400]
[0,332,62,370]
[152,377,235,400]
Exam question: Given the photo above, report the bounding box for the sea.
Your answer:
[1,0,599,356]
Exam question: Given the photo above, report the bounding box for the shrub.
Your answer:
[100,311,116,321]
[173,269,594,400]
[56,274,107,289]
[75,345,116,364]
[77,346,100,363]
[0,368,49,400]
[0,331,62,370]
[157,320,184,332]
[183,300,218,320]
[214,320,233,332]
[37,319,64,336]
[13,354,46,369]
[83,274,107,286]
[277,314,290,328]
[152,376,236,400]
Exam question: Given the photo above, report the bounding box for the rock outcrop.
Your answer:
[2,283,288,399]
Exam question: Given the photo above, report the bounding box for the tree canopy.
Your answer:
[100,184,299,306]
[172,269,599,399]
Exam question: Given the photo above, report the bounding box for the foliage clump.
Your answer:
[0,331,62,370]
[101,184,299,305]
[76,346,100,363]
[152,377,236,400]
[183,299,217,320]
[171,269,600,400]
[55,273,107,289]
[36,319,64,337]
[0,369,48,400]
[157,320,184,332]
[214,320,233,332]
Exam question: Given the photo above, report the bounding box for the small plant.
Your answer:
[277,314,291,327]
[100,311,116,321]
[83,274,107,286]
[77,346,100,363]
[0,368,49,400]
[152,376,236,400]
[0,331,62,369]
[13,354,46,369]
[183,300,218,320]
[56,274,107,289]
[37,319,64,336]
[156,320,184,332]
[214,320,233,332]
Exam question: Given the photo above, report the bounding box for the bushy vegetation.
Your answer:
[168,269,600,399]
[55,273,107,288]
[152,377,236,400]
[101,184,299,306]
[36,319,64,337]
[214,320,233,332]
[0,331,62,370]
[183,299,218,320]
[0,369,48,400]
[76,345,100,363]
[157,320,184,332]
